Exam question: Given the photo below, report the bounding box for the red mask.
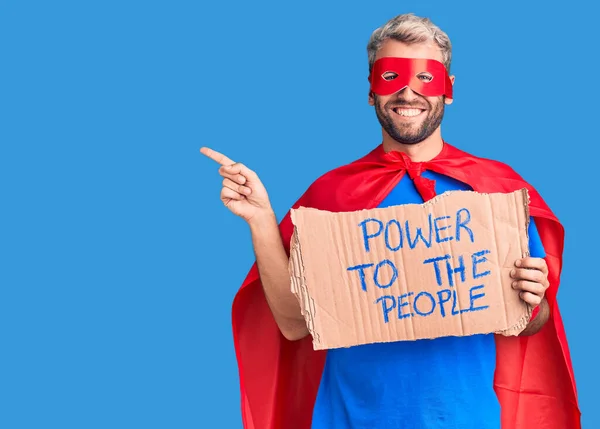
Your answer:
[369,57,453,99]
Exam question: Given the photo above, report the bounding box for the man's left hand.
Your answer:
[510,257,550,308]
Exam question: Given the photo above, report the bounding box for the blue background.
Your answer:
[1,1,596,428]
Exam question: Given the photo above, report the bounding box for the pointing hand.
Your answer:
[200,147,273,223]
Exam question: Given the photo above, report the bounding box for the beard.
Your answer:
[374,93,446,145]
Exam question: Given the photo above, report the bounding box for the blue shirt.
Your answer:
[310,171,546,429]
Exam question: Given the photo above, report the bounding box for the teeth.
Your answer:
[395,108,422,117]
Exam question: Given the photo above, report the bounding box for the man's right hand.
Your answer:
[200,147,272,223]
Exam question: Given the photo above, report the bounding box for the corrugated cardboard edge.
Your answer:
[289,213,321,347]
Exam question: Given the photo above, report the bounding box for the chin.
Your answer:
[388,128,430,145]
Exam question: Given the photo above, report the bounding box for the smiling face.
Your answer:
[368,39,455,146]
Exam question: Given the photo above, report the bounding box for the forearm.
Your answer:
[249,211,309,341]
[519,297,550,336]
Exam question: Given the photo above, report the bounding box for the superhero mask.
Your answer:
[369,57,453,99]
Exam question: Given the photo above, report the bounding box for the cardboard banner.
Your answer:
[289,189,533,351]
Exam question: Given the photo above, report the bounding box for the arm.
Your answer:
[519,297,549,336]
[200,147,309,341]
[249,212,309,341]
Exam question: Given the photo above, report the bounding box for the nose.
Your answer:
[396,86,419,101]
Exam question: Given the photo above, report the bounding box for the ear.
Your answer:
[368,91,375,106]
[445,75,456,105]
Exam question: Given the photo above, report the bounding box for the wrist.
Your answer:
[248,209,277,231]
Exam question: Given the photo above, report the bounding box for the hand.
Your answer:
[510,257,550,308]
[200,146,273,223]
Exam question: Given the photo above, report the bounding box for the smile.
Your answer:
[392,108,425,117]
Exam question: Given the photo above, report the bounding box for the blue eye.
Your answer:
[417,72,433,82]
[382,72,398,81]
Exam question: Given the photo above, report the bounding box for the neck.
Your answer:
[381,128,444,162]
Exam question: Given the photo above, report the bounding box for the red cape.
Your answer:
[231,142,580,429]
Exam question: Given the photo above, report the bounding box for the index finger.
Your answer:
[200,147,235,166]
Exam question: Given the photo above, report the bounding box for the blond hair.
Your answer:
[367,13,452,73]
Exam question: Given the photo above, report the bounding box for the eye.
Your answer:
[416,72,433,83]
[382,71,398,81]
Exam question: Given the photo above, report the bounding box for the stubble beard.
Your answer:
[374,95,446,145]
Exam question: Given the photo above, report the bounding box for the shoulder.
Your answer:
[447,143,559,221]
[292,148,377,208]
[447,143,526,181]
[294,163,356,208]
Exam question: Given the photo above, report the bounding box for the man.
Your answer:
[201,13,580,429]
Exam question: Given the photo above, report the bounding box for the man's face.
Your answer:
[368,40,455,145]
